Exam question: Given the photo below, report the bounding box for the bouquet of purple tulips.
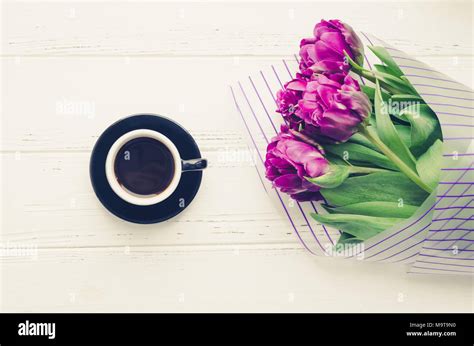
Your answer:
[265,19,443,246]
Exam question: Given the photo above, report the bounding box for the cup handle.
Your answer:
[182,158,208,172]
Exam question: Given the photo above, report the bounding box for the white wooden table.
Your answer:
[1,0,473,312]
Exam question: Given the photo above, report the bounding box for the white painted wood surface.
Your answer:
[1,0,473,312]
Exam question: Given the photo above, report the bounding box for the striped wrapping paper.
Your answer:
[230,33,473,276]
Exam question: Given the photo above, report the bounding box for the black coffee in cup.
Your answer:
[114,137,175,195]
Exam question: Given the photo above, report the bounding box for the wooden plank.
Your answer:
[1,245,472,312]
[1,56,472,153]
[1,56,272,152]
[1,151,316,247]
[2,1,472,57]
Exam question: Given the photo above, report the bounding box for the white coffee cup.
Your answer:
[105,129,206,206]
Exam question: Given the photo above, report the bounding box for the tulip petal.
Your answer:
[314,20,338,38]
[318,108,361,141]
[301,178,322,191]
[314,41,343,61]
[311,60,344,73]
[320,31,352,58]
[317,85,337,108]
[299,43,317,66]
[273,174,302,190]
[291,191,323,201]
[286,79,307,91]
[336,90,371,120]
[265,166,280,181]
[300,37,316,47]
[305,158,330,178]
[268,158,293,169]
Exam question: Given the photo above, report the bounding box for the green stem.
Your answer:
[359,126,433,193]
[358,70,400,95]
[344,51,410,95]
[348,165,387,174]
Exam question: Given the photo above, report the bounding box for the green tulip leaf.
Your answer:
[416,139,443,190]
[361,85,375,100]
[381,77,411,95]
[323,201,418,218]
[399,104,442,157]
[348,132,380,152]
[321,172,428,207]
[368,46,404,77]
[324,142,398,171]
[311,212,404,240]
[390,94,424,103]
[325,154,349,166]
[361,85,390,102]
[374,63,398,76]
[336,232,363,246]
[372,70,414,95]
[394,125,412,147]
[305,165,349,189]
[345,51,413,94]
[399,76,419,95]
[374,80,417,171]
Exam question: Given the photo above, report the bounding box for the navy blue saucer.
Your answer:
[90,114,203,224]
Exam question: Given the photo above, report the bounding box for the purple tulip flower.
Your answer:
[295,74,371,142]
[275,77,326,141]
[299,19,364,79]
[265,126,329,201]
[276,78,306,128]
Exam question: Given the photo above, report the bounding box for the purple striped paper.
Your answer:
[231,33,473,275]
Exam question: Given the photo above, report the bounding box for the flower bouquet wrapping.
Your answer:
[231,20,473,275]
